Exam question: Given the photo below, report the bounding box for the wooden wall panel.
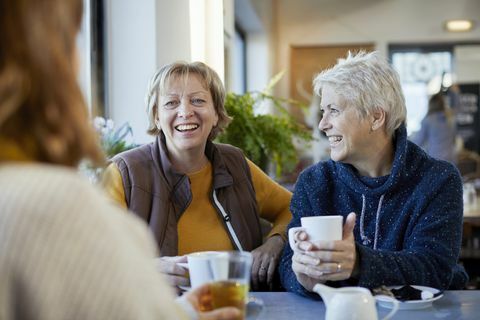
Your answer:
[289,44,375,122]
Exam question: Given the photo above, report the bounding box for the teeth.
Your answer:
[176,124,199,131]
[328,136,342,143]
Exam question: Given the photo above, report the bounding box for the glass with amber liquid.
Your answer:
[201,251,252,319]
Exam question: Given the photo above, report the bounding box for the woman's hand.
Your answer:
[291,213,357,291]
[251,235,285,290]
[183,284,242,320]
[155,255,190,290]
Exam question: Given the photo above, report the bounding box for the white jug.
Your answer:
[313,283,399,320]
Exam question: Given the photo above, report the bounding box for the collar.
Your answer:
[336,124,408,196]
[154,132,234,190]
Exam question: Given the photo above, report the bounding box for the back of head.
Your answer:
[145,61,231,140]
[313,51,406,136]
[0,0,103,166]
[428,93,447,115]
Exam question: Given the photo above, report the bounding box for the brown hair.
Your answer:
[145,61,231,140]
[427,93,447,115]
[0,0,103,166]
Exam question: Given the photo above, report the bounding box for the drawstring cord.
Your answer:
[359,194,385,250]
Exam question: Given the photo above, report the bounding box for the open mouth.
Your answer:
[328,135,342,146]
[175,124,199,132]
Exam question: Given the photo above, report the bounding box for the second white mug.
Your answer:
[288,215,343,250]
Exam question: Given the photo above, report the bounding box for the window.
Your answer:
[390,45,453,134]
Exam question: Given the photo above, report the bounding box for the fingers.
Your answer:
[343,212,356,239]
[292,253,324,278]
[292,250,354,281]
[251,237,283,289]
[166,274,190,287]
[189,284,242,320]
[295,230,308,241]
[250,250,261,290]
[199,307,242,320]
[156,256,188,276]
[266,259,276,287]
[251,254,272,289]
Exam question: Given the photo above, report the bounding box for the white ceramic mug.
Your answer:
[187,251,227,289]
[288,215,343,250]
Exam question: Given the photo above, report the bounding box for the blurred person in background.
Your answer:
[411,92,457,164]
[279,51,467,298]
[0,0,240,319]
[102,61,292,292]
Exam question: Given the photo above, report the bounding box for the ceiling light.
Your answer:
[445,19,474,32]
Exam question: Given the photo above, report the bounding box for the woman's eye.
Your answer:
[191,98,206,105]
[164,100,178,109]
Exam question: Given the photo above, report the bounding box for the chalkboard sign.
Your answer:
[456,84,480,153]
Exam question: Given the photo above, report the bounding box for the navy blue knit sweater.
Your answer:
[279,125,468,298]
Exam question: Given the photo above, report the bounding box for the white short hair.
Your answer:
[313,51,406,136]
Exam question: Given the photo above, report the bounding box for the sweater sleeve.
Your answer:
[247,159,292,239]
[356,169,465,290]
[101,162,128,209]
[278,172,321,299]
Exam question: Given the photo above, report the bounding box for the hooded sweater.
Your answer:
[279,125,468,298]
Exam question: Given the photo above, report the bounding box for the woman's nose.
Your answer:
[318,114,330,132]
[177,101,194,118]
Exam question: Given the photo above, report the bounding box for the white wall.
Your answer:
[106,0,227,144]
[105,0,158,144]
[106,0,192,144]
[455,45,480,83]
[155,1,191,66]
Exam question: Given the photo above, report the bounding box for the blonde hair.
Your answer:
[313,51,406,136]
[145,61,231,140]
[0,0,103,166]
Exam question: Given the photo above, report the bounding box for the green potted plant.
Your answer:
[80,117,136,183]
[216,73,312,178]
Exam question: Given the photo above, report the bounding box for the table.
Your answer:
[249,291,480,320]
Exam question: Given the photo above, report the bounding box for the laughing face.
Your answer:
[319,84,373,167]
[157,73,218,159]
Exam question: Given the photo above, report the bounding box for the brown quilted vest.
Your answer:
[112,134,263,256]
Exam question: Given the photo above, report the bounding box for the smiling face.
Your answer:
[156,73,218,160]
[319,84,374,167]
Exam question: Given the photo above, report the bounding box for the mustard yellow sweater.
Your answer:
[102,159,292,255]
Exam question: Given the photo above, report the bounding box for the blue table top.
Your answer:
[249,290,480,320]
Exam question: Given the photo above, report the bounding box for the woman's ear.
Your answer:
[213,111,219,128]
[153,109,161,129]
[371,108,386,131]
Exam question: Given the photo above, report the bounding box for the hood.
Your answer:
[334,124,412,197]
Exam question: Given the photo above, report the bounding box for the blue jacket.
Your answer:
[279,125,467,298]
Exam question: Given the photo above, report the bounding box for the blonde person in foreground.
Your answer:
[0,0,240,319]
[102,61,292,291]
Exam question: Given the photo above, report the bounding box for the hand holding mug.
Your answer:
[155,255,190,289]
[290,213,358,290]
[288,215,343,251]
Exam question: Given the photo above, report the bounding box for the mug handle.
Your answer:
[375,295,399,320]
[288,227,306,250]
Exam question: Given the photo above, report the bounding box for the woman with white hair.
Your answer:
[279,51,467,297]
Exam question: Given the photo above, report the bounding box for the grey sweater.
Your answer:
[0,163,192,319]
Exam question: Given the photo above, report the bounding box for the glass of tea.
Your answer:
[201,251,252,319]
